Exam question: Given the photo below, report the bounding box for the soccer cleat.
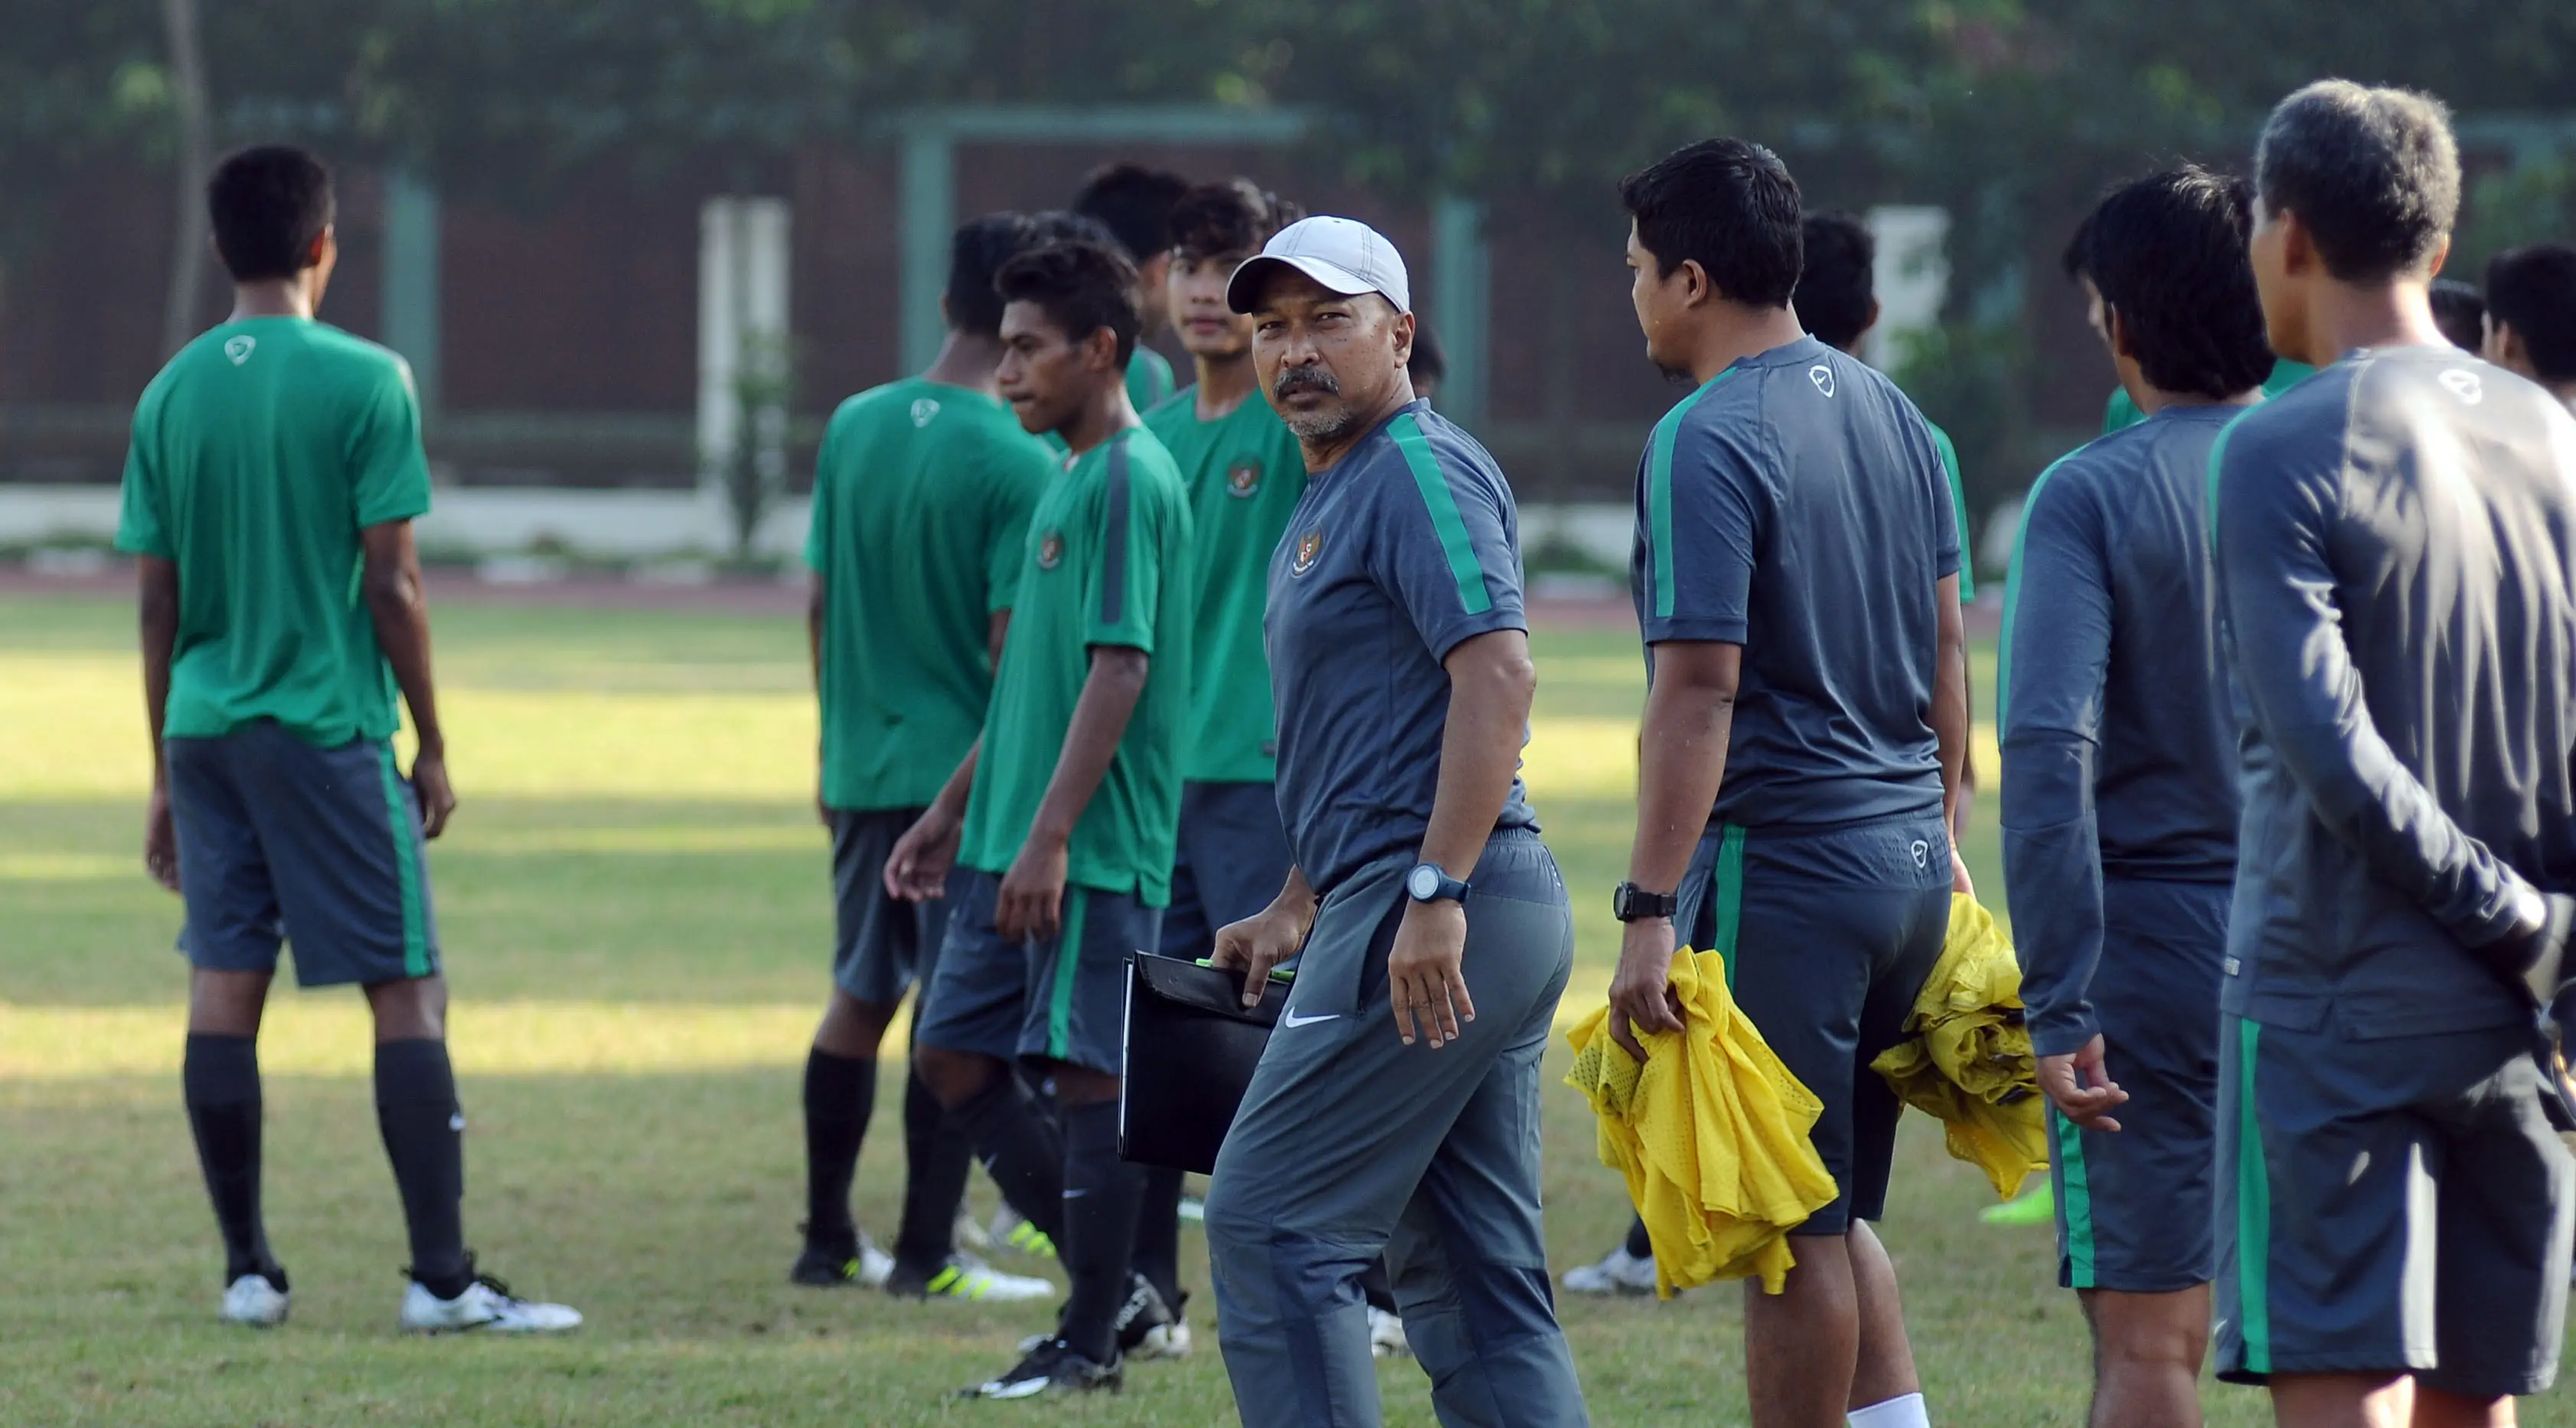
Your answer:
[962,1338,1121,1399]
[885,1255,1054,1303]
[1367,1306,1411,1359]
[789,1230,896,1289]
[400,1266,583,1335]
[1980,1181,2055,1227]
[1112,1276,1176,1357]
[954,1209,994,1252]
[1135,1319,1193,1361]
[220,1272,290,1328]
[991,1209,1056,1260]
[1560,1244,1660,1296]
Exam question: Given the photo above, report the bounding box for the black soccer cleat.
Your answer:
[962,1337,1122,1399]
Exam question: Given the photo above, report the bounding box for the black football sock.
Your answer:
[948,1070,1064,1243]
[184,1033,279,1285]
[1624,1214,1653,1260]
[801,1047,877,1249]
[1059,1100,1146,1365]
[892,1067,971,1271]
[374,1038,471,1299]
[1130,1164,1185,1311]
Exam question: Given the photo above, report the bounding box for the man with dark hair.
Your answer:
[888,238,1194,1397]
[1604,138,1970,1428]
[2430,277,2487,354]
[116,144,577,1334]
[790,211,1055,1305]
[2217,80,2576,1426]
[2485,243,2576,406]
[1125,177,1308,1356]
[1073,162,1191,410]
[1408,323,1448,404]
[1201,214,1584,1427]
[2003,166,2273,1428]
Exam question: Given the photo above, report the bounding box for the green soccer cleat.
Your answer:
[1980,1181,2055,1226]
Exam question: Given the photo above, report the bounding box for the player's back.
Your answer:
[119,316,429,745]
[2218,346,2576,1035]
[807,378,1053,811]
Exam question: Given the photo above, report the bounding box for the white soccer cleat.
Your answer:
[895,1255,1055,1303]
[1135,1319,1193,1360]
[220,1273,290,1328]
[400,1272,583,1334]
[859,1239,897,1289]
[1367,1306,1410,1358]
[1559,1244,1660,1296]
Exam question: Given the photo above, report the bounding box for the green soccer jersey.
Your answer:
[1126,348,1176,412]
[958,426,1194,904]
[113,316,432,747]
[2100,360,2316,433]
[1146,385,1309,783]
[805,378,1057,811]
[1925,419,1976,602]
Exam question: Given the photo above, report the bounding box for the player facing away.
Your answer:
[2000,168,2274,1428]
[2483,243,2576,408]
[886,239,1195,1398]
[1073,162,1191,411]
[115,145,578,1334]
[1604,140,1970,1428]
[792,211,1055,1304]
[2215,81,2576,1428]
[1202,216,1588,1428]
[2429,278,2488,354]
[1127,177,1308,1351]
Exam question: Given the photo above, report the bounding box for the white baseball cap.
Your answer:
[1226,215,1412,316]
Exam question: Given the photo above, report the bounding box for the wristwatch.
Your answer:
[1611,882,1679,922]
[1405,862,1472,906]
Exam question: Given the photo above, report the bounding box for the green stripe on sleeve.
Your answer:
[1047,890,1090,1060]
[2054,1108,2098,1289]
[2235,1016,2273,1374]
[1389,413,1494,616]
[1646,371,1738,619]
[374,743,430,978]
[1709,824,1746,990]
[1993,452,2081,731]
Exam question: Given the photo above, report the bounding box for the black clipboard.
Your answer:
[1118,953,1288,1174]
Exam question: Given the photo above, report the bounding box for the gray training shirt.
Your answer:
[1265,401,1536,895]
[2214,345,2576,1041]
[1630,335,1957,830]
[2000,405,2244,1057]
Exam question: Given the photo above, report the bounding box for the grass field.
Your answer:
[0,588,2555,1426]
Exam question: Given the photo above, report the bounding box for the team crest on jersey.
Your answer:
[1226,461,1262,498]
[1808,364,1836,397]
[224,336,256,365]
[1037,531,1065,570]
[1291,528,1324,577]
[910,397,941,427]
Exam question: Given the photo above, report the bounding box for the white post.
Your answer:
[740,198,792,555]
[698,198,743,518]
[1863,205,1951,374]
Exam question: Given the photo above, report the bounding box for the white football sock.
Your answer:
[1848,1391,1929,1428]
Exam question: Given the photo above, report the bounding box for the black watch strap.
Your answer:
[1611,882,1679,922]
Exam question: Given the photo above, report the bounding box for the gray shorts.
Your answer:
[1676,813,1953,1234]
[1160,781,1294,962]
[2051,877,2227,1292]
[828,806,966,1005]
[911,871,1162,1077]
[2215,1015,2574,1396]
[165,722,441,988]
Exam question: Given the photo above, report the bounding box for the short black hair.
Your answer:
[995,240,1141,366]
[1167,179,1302,262]
[207,145,335,283]
[2062,166,2275,400]
[1409,322,1447,388]
[1795,212,1876,351]
[946,212,1040,338]
[1071,163,1191,263]
[2429,276,2487,354]
[2254,80,2459,283]
[1027,209,1121,250]
[2486,243,2576,382]
[1618,139,1803,308]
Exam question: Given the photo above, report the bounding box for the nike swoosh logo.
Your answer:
[1281,1010,1340,1028]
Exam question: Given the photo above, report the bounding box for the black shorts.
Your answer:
[828,806,967,1004]
[165,722,439,988]
[1160,781,1294,962]
[1677,812,1953,1234]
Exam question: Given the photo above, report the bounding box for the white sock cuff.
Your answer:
[1847,1391,1928,1428]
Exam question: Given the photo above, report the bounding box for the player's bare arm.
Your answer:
[1932,570,1973,895]
[138,554,181,891]
[1607,639,1739,1062]
[884,740,979,901]
[994,644,1148,942]
[359,519,451,839]
[1390,627,1533,1049]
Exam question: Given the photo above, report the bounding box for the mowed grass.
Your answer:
[0,590,2531,1426]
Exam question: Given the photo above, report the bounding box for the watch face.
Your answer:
[1409,865,1440,900]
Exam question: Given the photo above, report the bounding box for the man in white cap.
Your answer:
[1200,216,1590,1426]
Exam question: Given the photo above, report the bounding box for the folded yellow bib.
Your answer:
[1869,894,2047,1198]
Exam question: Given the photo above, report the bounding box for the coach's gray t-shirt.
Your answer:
[1630,336,1957,831]
[1266,401,1535,895]
[2215,346,2576,1041]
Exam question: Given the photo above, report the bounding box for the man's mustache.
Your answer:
[1275,367,1341,399]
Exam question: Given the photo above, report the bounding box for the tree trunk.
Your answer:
[160,0,213,356]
